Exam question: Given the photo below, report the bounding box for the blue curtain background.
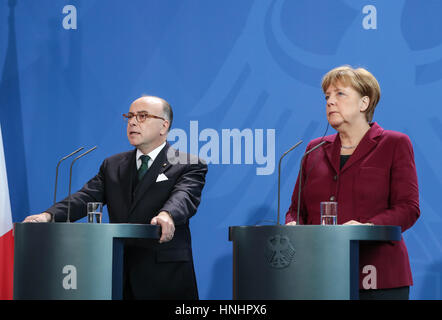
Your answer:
[1,0,441,299]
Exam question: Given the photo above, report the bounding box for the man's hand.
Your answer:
[150,211,175,243]
[23,212,52,223]
[286,221,297,226]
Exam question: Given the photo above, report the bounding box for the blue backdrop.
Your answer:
[1,0,441,300]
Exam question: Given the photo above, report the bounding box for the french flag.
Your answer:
[0,125,13,300]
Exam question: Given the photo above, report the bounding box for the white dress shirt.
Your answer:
[136,142,166,170]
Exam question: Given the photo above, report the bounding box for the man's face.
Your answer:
[126,97,169,153]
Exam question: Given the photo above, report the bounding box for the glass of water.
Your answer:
[320,201,337,225]
[87,202,103,223]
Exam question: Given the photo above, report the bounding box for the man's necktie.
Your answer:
[138,155,150,181]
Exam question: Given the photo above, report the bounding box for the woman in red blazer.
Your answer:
[285,66,420,300]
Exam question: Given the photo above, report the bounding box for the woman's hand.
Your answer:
[343,220,374,226]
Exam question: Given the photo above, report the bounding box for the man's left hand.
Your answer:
[151,211,175,243]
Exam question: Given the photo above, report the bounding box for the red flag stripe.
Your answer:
[0,229,14,300]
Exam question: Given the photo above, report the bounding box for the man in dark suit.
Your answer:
[24,96,208,299]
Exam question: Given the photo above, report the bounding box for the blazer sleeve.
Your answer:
[45,160,107,222]
[285,175,307,224]
[285,144,311,225]
[160,160,208,226]
[368,134,420,232]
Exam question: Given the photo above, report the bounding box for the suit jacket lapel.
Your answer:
[128,143,170,215]
[118,149,137,221]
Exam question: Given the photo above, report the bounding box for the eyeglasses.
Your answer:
[123,111,166,123]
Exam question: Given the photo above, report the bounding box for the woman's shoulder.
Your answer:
[307,133,336,148]
[380,129,412,145]
[370,122,409,141]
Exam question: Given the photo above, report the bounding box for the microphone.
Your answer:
[52,147,84,222]
[296,141,326,225]
[277,140,303,225]
[67,146,98,223]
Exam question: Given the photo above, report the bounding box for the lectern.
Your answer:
[229,225,401,300]
[13,223,160,300]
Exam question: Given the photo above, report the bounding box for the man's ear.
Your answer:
[160,120,170,135]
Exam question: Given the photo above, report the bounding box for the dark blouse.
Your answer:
[340,155,351,169]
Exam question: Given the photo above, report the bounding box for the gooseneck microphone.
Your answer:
[52,147,84,222]
[296,141,326,225]
[277,140,303,225]
[67,146,97,223]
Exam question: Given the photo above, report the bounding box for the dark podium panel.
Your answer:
[13,223,160,300]
[229,225,401,300]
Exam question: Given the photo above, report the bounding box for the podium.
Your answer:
[13,223,160,300]
[229,225,401,300]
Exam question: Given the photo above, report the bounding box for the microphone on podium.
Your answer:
[67,146,98,223]
[52,147,84,222]
[296,141,326,225]
[277,140,303,225]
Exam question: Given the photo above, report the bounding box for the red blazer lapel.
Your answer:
[320,122,385,174]
[322,134,340,174]
[340,122,384,173]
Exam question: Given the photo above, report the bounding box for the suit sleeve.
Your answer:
[368,134,420,232]
[45,160,107,222]
[160,160,208,226]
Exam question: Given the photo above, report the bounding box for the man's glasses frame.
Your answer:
[123,111,166,123]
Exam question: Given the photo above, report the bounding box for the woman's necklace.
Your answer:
[341,145,356,149]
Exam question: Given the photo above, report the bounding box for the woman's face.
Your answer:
[324,81,368,130]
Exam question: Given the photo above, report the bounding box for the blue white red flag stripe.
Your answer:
[0,125,14,300]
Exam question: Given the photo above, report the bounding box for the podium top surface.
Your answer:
[14,222,161,239]
[229,225,401,242]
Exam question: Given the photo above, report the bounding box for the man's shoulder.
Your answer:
[104,149,135,164]
[165,145,207,167]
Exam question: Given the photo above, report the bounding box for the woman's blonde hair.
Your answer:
[321,66,381,122]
